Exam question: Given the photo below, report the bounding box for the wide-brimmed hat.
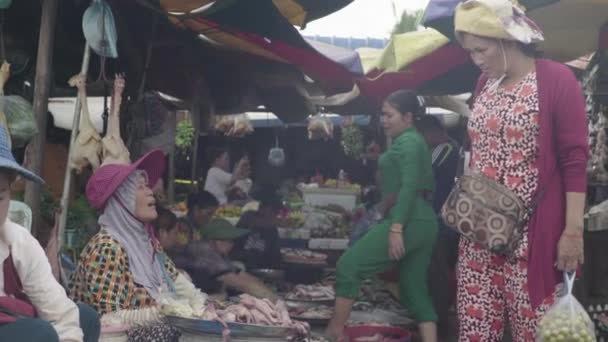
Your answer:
[454,0,544,44]
[202,218,250,241]
[0,124,43,184]
[86,149,165,210]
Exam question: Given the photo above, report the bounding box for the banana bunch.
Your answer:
[215,205,242,218]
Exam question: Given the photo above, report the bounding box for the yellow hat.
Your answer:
[454,0,543,44]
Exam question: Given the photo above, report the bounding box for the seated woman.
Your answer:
[178,218,278,301]
[233,187,283,270]
[69,149,206,342]
[153,206,180,252]
[0,127,100,342]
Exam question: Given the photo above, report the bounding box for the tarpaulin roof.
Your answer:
[164,0,356,94]
[305,38,364,75]
[160,0,352,27]
[423,0,608,62]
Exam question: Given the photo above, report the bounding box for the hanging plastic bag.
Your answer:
[1,95,37,148]
[82,0,118,58]
[268,135,285,167]
[537,272,596,342]
[308,114,333,140]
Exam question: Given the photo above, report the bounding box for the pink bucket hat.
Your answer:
[86,149,166,210]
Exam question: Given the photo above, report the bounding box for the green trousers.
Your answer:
[335,218,438,322]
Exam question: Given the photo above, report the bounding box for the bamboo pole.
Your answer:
[25,0,59,236]
[57,45,91,250]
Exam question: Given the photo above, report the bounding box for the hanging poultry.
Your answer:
[68,73,102,173]
[101,74,131,165]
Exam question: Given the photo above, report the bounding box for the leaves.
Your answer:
[392,9,424,35]
[176,119,195,149]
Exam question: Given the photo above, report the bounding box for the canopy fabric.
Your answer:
[159,0,352,27]
[166,0,356,93]
[423,0,608,62]
[368,29,450,74]
[305,39,364,75]
[358,44,473,103]
[423,0,560,40]
[528,0,608,61]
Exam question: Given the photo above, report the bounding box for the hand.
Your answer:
[556,229,584,272]
[388,224,405,260]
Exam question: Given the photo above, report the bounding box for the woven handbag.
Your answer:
[441,173,530,256]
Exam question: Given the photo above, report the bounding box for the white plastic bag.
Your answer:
[537,272,596,342]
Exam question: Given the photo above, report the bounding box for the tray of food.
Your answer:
[285,284,335,303]
[289,305,333,326]
[281,248,328,265]
[166,315,293,338]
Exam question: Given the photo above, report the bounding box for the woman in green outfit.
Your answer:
[326,90,438,342]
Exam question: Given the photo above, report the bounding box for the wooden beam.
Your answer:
[25,0,59,236]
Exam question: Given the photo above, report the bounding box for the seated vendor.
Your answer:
[153,206,180,251]
[233,187,283,270]
[177,218,278,301]
[178,190,219,243]
[69,150,208,342]
[0,126,100,342]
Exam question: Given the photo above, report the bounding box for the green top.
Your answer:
[378,127,435,225]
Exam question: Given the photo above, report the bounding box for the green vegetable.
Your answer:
[341,125,364,159]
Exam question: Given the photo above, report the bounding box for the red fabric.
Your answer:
[357,44,470,105]
[0,252,37,324]
[472,59,589,308]
[86,149,166,210]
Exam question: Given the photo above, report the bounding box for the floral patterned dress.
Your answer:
[457,72,554,341]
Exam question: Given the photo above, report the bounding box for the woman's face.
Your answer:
[381,102,412,138]
[134,174,158,223]
[215,152,230,171]
[0,173,11,226]
[461,33,505,79]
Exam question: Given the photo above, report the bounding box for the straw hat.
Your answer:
[86,149,165,210]
[454,0,544,44]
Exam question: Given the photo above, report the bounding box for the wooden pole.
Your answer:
[57,45,91,251]
[167,110,176,204]
[25,0,59,236]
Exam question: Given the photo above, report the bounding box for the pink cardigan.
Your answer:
[473,59,589,308]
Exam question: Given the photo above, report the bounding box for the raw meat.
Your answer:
[281,248,328,264]
[68,74,102,172]
[101,74,131,165]
[285,284,335,301]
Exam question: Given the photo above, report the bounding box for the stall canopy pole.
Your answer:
[57,45,91,250]
[24,0,59,236]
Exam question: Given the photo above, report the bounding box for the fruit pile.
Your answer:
[215,205,242,218]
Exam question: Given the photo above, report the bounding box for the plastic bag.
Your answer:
[1,95,38,148]
[537,272,596,342]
